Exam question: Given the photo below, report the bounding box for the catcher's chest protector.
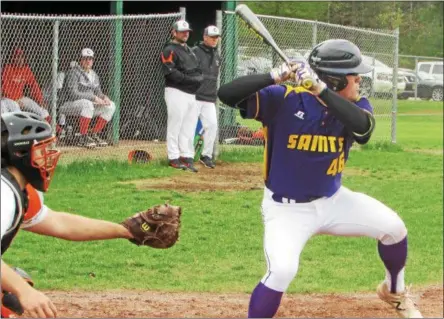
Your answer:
[1,169,27,255]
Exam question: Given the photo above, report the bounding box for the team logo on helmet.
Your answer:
[310,56,321,65]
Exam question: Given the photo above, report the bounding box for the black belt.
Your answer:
[272,194,322,204]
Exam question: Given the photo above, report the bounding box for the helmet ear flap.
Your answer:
[317,72,348,92]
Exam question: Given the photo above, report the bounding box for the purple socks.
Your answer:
[247,237,407,317]
[248,282,283,318]
[378,236,408,293]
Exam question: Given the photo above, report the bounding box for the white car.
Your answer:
[360,55,406,98]
[237,48,308,76]
[417,61,443,82]
[237,55,272,76]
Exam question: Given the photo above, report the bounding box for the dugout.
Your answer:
[1,1,237,143]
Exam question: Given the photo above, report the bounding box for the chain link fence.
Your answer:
[1,10,404,165]
[216,11,400,155]
[1,12,182,164]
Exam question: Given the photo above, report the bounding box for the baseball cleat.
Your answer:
[77,135,96,149]
[169,159,187,170]
[377,281,423,318]
[90,133,108,147]
[200,156,215,169]
[180,157,198,173]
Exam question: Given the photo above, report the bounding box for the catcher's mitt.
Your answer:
[128,149,152,164]
[121,204,182,249]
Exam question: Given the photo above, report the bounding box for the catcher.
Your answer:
[1,112,181,318]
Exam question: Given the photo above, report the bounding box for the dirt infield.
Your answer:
[121,162,370,192]
[121,161,264,192]
[47,284,443,318]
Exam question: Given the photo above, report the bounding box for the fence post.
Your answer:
[371,54,376,97]
[220,11,238,134]
[180,7,186,20]
[312,20,317,48]
[414,56,418,99]
[112,2,123,145]
[213,9,223,160]
[391,28,399,144]
[51,20,59,132]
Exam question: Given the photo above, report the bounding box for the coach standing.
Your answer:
[192,25,221,169]
[161,20,203,173]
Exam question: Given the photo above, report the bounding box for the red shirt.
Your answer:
[1,64,44,104]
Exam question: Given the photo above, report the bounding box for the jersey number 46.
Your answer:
[327,152,345,176]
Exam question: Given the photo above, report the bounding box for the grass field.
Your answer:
[4,99,443,295]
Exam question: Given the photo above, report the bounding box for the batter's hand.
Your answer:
[294,62,327,95]
[270,62,298,84]
[17,287,57,318]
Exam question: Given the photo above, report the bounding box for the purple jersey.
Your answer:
[241,85,373,202]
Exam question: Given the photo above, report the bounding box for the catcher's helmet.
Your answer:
[308,39,373,91]
[1,112,61,192]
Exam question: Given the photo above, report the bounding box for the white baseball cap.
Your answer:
[81,48,94,58]
[172,20,192,32]
[204,25,221,37]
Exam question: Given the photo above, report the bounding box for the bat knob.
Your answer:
[302,78,313,89]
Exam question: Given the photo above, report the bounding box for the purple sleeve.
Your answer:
[355,97,373,114]
[240,85,285,124]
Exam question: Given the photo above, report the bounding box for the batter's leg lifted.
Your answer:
[317,186,422,318]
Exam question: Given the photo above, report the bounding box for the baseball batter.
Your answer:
[218,39,422,318]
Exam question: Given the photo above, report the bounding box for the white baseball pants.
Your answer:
[196,100,218,159]
[59,99,116,121]
[1,97,49,118]
[165,87,199,160]
[260,186,407,292]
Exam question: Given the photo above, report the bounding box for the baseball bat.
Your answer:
[194,127,204,162]
[234,4,313,89]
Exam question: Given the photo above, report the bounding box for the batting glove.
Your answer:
[294,63,327,95]
[270,62,298,84]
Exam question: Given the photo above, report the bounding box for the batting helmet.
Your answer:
[1,112,61,192]
[308,39,373,91]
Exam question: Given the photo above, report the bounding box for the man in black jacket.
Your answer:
[192,26,221,169]
[161,20,203,172]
